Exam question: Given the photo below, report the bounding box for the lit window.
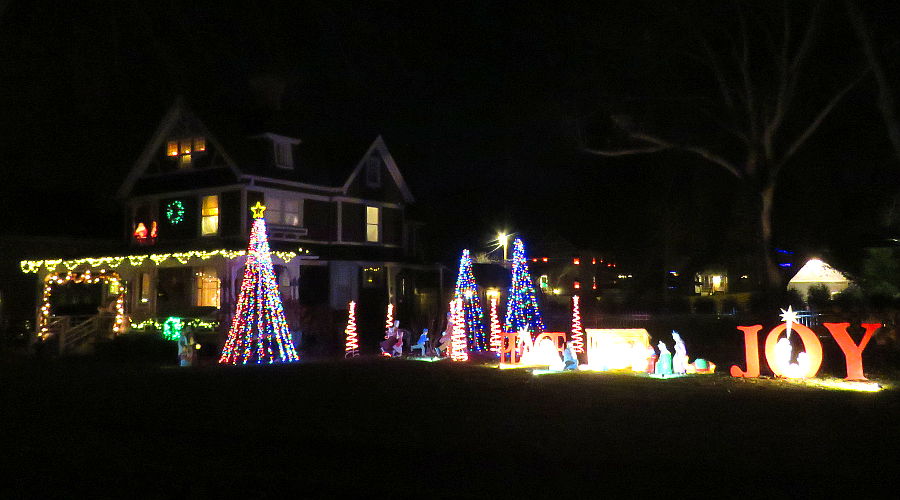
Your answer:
[539,275,549,290]
[180,154,192,168]
[366,156,381,187]
[195,267,220,308]
[265,195,301,226]
[181,140,192,154]
[574,280,581,289]
[573,258,580,265]
[201,195,219,236]
[194,137,206,152]
[366,206,380,242]
[275,142,292,168]
[167,141,179,156]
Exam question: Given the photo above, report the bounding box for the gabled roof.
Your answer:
[342,135,415,203]
[789,259,851,284]
[118,100,414,203]
[116,98,242,199]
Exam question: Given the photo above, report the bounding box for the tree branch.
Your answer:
[778,67,871,172]
[583,146,668,157]
[847,0,900,163]
[584,129,743,179]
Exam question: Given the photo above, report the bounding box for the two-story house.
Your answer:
[22,99,444,355]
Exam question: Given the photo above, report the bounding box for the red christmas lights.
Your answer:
[450,299,469,361]
[489,295,502,352]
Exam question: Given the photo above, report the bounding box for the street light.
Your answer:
[497,232,509,261]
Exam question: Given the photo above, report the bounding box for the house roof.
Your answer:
[118,99,415,202]
[788,259,851,284]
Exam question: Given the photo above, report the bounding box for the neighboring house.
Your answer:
[787,258,852,299]
[21,99,443,354]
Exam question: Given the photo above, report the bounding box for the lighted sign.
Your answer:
[731,322,879,380]
[499,331,566,365]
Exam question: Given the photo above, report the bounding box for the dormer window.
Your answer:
[274,142,293,169]
[167,141,178,156]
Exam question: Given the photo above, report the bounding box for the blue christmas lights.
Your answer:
[454,249,487,351]
[219,205,299,364]
[504,238,545,334]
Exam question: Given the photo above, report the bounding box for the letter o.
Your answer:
[764,323,823,378]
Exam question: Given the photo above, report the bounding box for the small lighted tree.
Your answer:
[219,202,299,364]
[488,292,502,352]
[454,249,487,351]
[344,301,359,358]
[385,303,394,336]
[504,238,545,334]
[450,299,469,361]
[570,295,585,353]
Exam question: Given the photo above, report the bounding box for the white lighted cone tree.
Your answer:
[570,295,585,353]
[219,202,299,364]
[344,301,359,358]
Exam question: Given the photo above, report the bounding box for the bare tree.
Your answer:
[584,1,868,291]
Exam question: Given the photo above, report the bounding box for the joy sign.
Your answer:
[730,322,880,381]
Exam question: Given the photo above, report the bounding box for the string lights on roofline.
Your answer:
[20,247,314,274]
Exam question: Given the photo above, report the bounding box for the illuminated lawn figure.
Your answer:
[585,328,652,371]
[219,202,299,364]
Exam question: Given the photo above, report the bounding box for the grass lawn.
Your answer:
[3,357,899,498]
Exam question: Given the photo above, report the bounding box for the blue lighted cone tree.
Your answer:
[219,202,299,364]
[504,238,545,334]
[454,249,487,351]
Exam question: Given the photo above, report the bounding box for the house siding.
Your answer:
[341,202,365,242]
[305,199,336,242]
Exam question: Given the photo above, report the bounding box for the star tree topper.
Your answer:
[250,201,267,219]
[780,305,798,338]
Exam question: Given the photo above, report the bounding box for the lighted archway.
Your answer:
[38,271,126,340]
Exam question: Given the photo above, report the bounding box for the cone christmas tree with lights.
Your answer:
[219,202,299,364]
[488,292,502,352]
[570,295,585,353]
[344,301,359,358]
[504,238,545,334]
[454,249,487,351]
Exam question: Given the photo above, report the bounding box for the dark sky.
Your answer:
[2,0,900,267]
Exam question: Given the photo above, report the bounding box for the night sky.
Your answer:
[2,0,900,268]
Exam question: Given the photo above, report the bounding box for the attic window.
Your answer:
[166,137,206,162]
[274,142,293,169]
[366,157,381,187]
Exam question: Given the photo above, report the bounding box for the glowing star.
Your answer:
[779,306,798,337]
[250,201,267,219]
